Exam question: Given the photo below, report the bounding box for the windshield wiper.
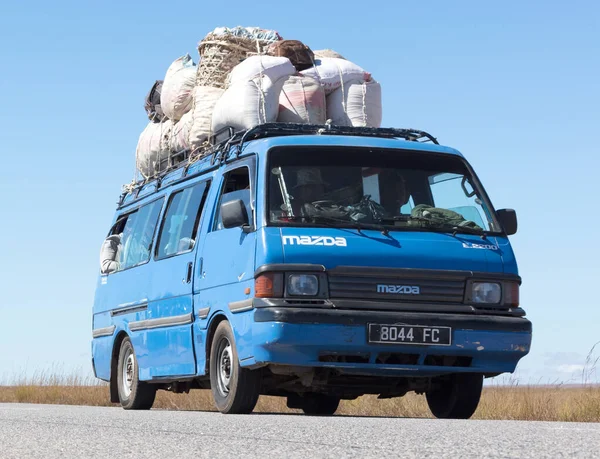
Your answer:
[446,224,487,239]
[380,215,432,224]
[380,215,487,239]
[278,214,486,239]
[277,215,391,236]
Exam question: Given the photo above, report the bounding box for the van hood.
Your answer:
[278,227,505,273]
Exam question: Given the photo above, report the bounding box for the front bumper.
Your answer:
[247,307,532,377]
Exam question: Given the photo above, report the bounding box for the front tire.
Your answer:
[117,337,156,410]
[210,321,261,414]
[426,373,483,419]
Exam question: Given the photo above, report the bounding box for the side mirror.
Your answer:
[221,199,250,229]
[497,209,518,235]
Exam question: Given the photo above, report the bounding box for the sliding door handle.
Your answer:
[185,262,193,284]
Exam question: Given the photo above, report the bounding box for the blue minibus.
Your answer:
[92,124,531,418]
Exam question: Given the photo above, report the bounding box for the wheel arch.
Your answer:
[204,312,229,376]
[109,330,130,404]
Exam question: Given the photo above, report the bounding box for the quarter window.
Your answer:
[156,181,210,259]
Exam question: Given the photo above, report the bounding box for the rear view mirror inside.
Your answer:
[461,176,476,197]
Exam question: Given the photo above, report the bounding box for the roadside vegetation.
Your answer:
[2,346,597,422]
[1,375,599,422]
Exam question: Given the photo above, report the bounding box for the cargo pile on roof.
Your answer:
[136,26,382,180]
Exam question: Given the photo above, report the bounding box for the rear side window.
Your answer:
[117,199,164,270]
[101,199,164,274]
[156,180,211,259]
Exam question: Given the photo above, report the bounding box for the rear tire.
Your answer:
[290,394,340,416]
[117,337,156,410]
[210,321,261,414]
[426,373,483,419]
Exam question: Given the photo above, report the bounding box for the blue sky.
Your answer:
[0,1,598,384]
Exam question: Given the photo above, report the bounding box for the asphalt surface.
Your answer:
[1,404,599,458]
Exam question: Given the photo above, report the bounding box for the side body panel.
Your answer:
[135,177,212,380]
[92,195,166,381]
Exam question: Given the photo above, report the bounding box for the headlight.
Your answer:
[287,274,319,296]
[472,282,501,304]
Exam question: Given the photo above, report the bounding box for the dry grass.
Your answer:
[1,381,599,422]
[2,343,597,421]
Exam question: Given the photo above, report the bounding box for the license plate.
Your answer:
[368,324,452,345]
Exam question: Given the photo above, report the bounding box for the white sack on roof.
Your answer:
[136,120,173,178]
[212,75,286,133]
[189,86,225,148]
[227,55,296,87]
[300,57,371,95]
[161,54,196,122]
[313,49,346,60]
[326,79,382,128]
[169,111,193,152]
[278,75,326,124]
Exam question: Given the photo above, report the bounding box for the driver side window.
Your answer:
[213,167,253,231]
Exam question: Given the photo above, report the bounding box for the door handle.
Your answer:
[185,262,193,284]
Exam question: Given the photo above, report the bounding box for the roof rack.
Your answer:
[120,123,438,205]
[214,122,438,150]
[206,122,438,164]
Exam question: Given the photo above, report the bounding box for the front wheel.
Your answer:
[210,321,261,414]
[426,373,483,419]
[117,337,156,410]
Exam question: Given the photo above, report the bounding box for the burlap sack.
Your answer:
[267,40,314,72]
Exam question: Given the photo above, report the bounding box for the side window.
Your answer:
[214,167,252,231]
[100,215,129,274]
[120,199,164,270]
[100,199,163,274]
[156,181,210,259]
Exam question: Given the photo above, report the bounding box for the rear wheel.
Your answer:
[426,373,483,419]
[117,337,156,410]
[288,394,340,416]
[210,321,261,414]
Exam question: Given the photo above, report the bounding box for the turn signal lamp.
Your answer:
[255,273,284,298]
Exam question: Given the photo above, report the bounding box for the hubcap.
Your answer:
[217,338,233,397]
[122,349,134,398]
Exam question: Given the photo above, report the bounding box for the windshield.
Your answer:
[267,147,502,234]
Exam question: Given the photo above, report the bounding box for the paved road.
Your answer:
[1,404,599,458]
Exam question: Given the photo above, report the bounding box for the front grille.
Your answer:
[328,267,467,304]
